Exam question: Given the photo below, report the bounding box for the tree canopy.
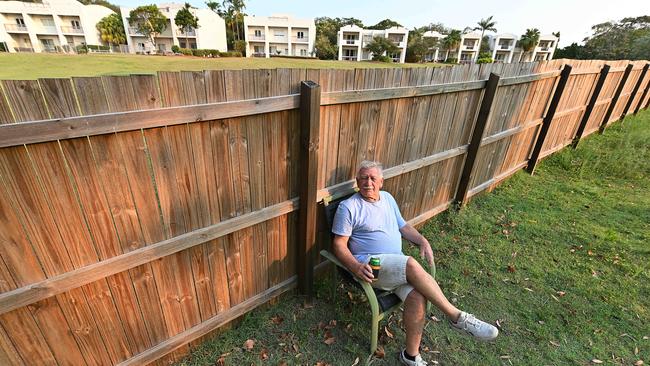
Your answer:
[364,35,400,61]
[314,17,364,59]
[96,13,125,46]
[555,16,650,60]
[473,16,497,55]
[128,5,167,48]
[366,19,402,30]
[175,2,199,43]
[206,0,246,50]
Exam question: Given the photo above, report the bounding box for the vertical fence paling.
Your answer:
[297,80,321,297]
[526,64,573,174]
[599,64,633,133]
[634,64,650,115]
[621,64,650,120]
[454,73,501,205]
[573,65,611,148]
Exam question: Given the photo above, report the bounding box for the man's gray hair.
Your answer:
[357,160,383,177]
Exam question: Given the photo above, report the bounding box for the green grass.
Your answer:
[177,112,650,366]
[0,53,438,80]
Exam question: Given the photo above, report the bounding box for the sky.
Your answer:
[112,0,650,47]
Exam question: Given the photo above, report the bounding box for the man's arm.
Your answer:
[400,224,434,265]
[332,234,374,283]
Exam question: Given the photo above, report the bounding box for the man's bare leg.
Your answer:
[403,290,426,357]
[405,257,461,321]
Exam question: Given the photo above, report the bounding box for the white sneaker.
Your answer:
[450,311,499,341]
[399,350,428,366]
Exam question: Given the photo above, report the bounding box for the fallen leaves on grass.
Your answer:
[549,340,560,347]
[557,291,566,297]
[351,357,360,366]
[374,346,385,358]
[507,265,516,273]
[324,330,336,345]
[271,315,284,325]
[634,361,644,366]
[259,348,269,360]
[384,326,394,339]
[243,339,255,350]
[591,359,603,364]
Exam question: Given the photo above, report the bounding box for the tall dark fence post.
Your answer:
[455,72,500,206]
[573,64,610,148]
[620,63,649,120]
[527,64,573,175]
[633,63,650,115]
[599,63,633,134]
[298,80,321,298]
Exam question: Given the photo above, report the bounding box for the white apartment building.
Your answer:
[488,33,517,63]
[243,14,315,58]
[0,0,112,53]
[422,30,444,62]
[531,34,557,61]
[457,31,481,63]
[120,3,227,54]
[338,25,408,63]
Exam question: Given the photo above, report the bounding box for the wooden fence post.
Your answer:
[620,63,649,120]
[572,64,610,148]
[297,80,321,298]
[526,64,573,175]
[454,72,500,206]
[633,63,650,115]
[599,63,633,134]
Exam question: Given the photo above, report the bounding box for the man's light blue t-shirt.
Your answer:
[331,191,407,262]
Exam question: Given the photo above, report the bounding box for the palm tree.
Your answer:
[473,16,497,56]
[518,28,540,62]
[442,29,461,61]
[231,0,246,41]
[96,13,126,49]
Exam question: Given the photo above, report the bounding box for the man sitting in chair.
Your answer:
[332,160,498,366]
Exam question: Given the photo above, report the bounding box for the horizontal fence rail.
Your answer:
[0,59,648,366]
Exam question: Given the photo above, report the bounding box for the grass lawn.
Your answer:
[0,53,437,80]
[177,111,649,366]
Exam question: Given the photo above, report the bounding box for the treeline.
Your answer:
[555,16,650,60]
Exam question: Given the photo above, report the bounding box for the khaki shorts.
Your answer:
[364,254,414,301]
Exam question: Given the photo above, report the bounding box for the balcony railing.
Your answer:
[292,36,308,42]
[38,26,58,34]
[4,24,28,32]
[464,45,475,50]
[344,39,359,45]
[129,27,142,35]
[499,44,512,50]
[178,29,196,37]
[540,47,550,51]
[248,35,265,41]
[61,26,83,34]
[342,56,357,61]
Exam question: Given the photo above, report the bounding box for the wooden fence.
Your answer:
[0,58,649,366]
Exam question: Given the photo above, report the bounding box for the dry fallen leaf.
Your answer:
[500,355,510,359]
[278,361,288,366]
[430,315,441,322]
[507,265,516,273]
[634,361,643,366]
[592,359,603,364]
[374,346,385,358]
[259,349,269,360]
[385,326,394,339]
[557,291,566,297]
[271,315,284,325]
[549,340,560,347]
[351,357,360,366]
[292,344,299,353]
[243,339,255,350]
[324,330,336,345]
[215,356,226,366]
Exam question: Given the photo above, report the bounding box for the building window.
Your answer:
[296,31,304,39]
[41,18,55,27]
[274,30,285,37]
[254,45,263,53]
[137,42,145,51]
[71,20,80,29]
[254,29,261,37]
[16,18,25,26]
[300,49,307,56]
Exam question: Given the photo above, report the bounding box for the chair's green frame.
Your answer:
[320,196,436,354]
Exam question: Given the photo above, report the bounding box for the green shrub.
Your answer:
[208,49,220,57]
[477,57,493,64]
[86,44,109,51]
[445,57,458,64]
[234,40,246,55]
[179,48,193,55]
[372,55,392,63]
[219,51,242,57]
[192,49,207,57]
[171,45,180,53]
[76,44,88,54]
